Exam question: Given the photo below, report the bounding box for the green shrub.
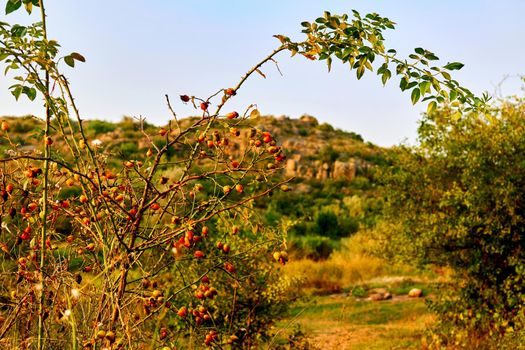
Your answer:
[86,120,116,135]
[118,142,139,157]
[290,235,337,260]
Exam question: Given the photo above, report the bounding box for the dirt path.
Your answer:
[274,294,434,350]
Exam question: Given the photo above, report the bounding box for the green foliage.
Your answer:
[118,141,139,157]
[289,235,337,261]
[276,11,490,114]
[313,210,358,239]
[383,98,525,345]
[86,120,116,135]
[313,210,339,238]
[319,144,339,163]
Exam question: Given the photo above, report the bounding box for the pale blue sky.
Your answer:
[1,1,524,146]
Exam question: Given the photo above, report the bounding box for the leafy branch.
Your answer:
[276,11,491,115]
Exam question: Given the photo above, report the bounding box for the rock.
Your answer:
[369,293,385,301]
[315,162,331,180]
[285,159,297,177]
[370,288,389,295]
[332,160,356,181]
[408,288,423,298]
[368,288,392,301]
[299,114,318,126]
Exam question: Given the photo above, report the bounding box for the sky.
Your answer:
[0,1,524,146]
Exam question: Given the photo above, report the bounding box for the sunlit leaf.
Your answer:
[427,101,437,114]
[249,109,261,119]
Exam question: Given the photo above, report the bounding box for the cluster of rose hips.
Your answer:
[177,304,211,326]
[194,279,218,301]
[204,330,219,347]
[273,250,289,265]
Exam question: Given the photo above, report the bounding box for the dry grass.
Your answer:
[283,232,425,295]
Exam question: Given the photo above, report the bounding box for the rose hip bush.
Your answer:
[0,1,294,348]
[0,2,484,349]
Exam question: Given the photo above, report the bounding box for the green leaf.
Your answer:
[411,87,421,105]
[64,55,75,67]
[381,69,391,85]
[414,47,425,55]
[25,87,36,101]
[10,24,26,37]
[10,84,22,100]
[400,77,408,91]
[444,62,464,70]
[441,71,451,80]
[419,81,431,95]
[356,65,365,80]
[5,0,21,15]
[406,81,418,90]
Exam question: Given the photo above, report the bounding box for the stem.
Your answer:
[37,1,50,349]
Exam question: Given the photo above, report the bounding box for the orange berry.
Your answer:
[225,111,239,120]
[150,203,161,211]
[224,262,235,273]
[177,306,188,318]
[225,88,236,96]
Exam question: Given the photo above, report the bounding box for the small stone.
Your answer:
[408,288,423,298]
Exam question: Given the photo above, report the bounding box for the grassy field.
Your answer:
[269,293,434,349]
[267,232,441,349]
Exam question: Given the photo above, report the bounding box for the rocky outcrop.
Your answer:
[284,158,360,182]
[332,160,357,181]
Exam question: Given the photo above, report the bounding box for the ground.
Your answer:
[271,293,434,349]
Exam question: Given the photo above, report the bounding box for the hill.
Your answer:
[0,113,385,259]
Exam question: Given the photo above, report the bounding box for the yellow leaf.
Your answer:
[250,109,261,119]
